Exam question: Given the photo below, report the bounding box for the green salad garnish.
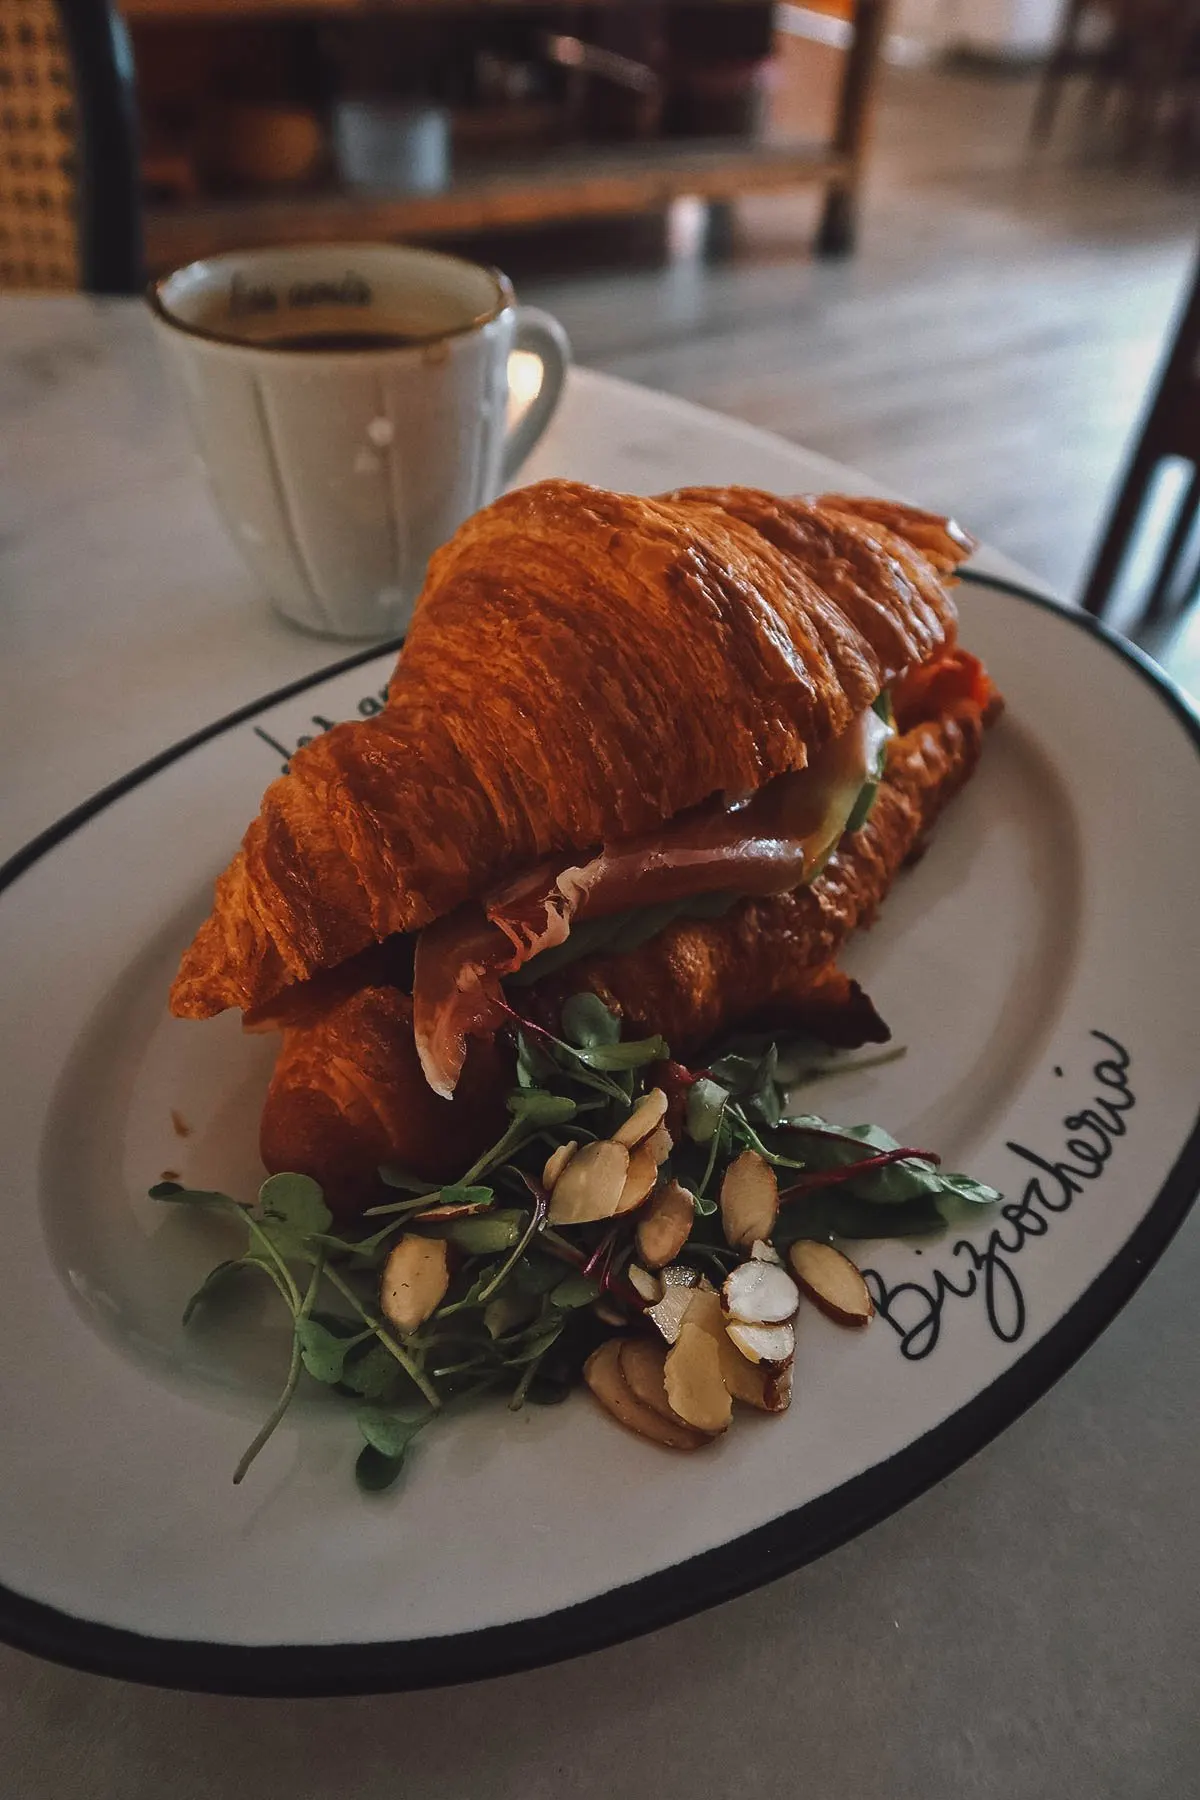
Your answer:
[151,993,999,1492]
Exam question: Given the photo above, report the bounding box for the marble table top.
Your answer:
[0,296,1196,1800]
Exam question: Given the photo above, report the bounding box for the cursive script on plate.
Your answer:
[253,680,391,774]
[862,1031,1134,1360]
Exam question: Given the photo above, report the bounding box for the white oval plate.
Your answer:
[0,573,1197,1695]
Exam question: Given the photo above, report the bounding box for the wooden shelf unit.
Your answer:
[130,0,889,269]
[145,137,848,267]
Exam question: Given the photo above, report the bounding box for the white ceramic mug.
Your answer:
[149,243,570,639]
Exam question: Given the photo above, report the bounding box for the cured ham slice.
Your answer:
[411,708,890,1096]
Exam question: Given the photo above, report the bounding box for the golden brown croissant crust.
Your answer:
[171,481,972,1022]
[260,988,509,1216]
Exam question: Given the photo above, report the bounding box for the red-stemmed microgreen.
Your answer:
[778,1146,940,1199]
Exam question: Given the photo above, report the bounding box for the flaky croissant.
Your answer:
[171,480,972,1022]
[260,674,999,1210]
[260,988,509,1215]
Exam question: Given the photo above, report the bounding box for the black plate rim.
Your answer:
[1,572,1197,1697]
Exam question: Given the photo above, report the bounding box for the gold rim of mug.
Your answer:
[146,243,515,355]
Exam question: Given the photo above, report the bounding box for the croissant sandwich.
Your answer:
[171,479,1002,1212]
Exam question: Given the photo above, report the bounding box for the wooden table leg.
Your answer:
[1079,446,1159,618]
[816,0,889,257]
[1145,466,1200,617]
[1029,0,1089,146]
[703,198,737,261]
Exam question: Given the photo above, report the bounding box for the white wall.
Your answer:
[778,0,1070,63]
[949,0,1069,55]
[889,0,952,48]
[888,0,1068,57]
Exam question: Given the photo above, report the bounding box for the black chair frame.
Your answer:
[57,0,142,293]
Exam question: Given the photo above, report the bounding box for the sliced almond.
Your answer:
[626,1263,663,1305]
[720,1150,779,1249]
[614,1142,659,1215]
[664,1322,732,1434]
[719,1343,775,1410]
[644,1125,673,1166]
[413,1199,491,1223]
[722,1260,800,1326]
[618,1335,678,1423]
[612,1088,669,1148]
[547,1139,630,1225]
[762,1360,794,1412]
[646,1279,700,1344]
[681,1286,725,1337]
[542,1140,579,1191]
[583,1340,709,1451]
[750,1238,783,1264]
[789,1239,875,1328]
[726,1319,796,1367]
[380,1235,450,1335]
[636,1179,695,1268]
[679,1289,781,1412]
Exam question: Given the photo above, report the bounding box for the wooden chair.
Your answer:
[1031,0,1200,161]
[1081,247,1200,624]
[0,0,141,293]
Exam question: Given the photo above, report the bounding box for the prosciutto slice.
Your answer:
[413,709,889,1097]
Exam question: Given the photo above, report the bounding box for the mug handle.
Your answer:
[502,307,571,484]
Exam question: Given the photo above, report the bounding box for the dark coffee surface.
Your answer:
[257,329,424,352]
